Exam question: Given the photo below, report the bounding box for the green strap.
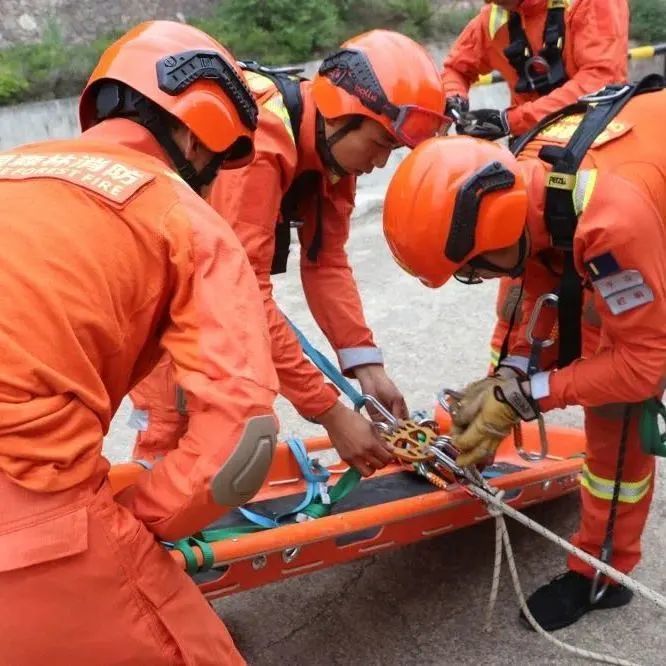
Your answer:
[300,468,362,520]
[172,536,216,575]
[171,469,363,573]
[640,397,666,457]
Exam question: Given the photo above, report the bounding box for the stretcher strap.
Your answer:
[170,468,362,574]
[286,316,366,409]
[239,436,331,528]
[298,468,362,520]
[172,536,216,574]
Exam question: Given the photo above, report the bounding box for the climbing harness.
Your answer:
[510,75,666,369]
[239,60,326,275]
[503,0,569,95]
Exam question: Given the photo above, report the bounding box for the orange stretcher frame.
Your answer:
[109,406,585,600]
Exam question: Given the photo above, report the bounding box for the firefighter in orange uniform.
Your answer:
[0,21,279,664]
[381,79,666,629]
[129,30,448,478]
[442,0,629,368]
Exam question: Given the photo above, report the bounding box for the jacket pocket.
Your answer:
[0,506,88,573]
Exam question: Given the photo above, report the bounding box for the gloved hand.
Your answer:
[455,108,510,141]
[445,95,469,121]
[453,377,538,466]
[450,365,522,434]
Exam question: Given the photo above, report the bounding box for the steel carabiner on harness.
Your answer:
[513,293,558,462]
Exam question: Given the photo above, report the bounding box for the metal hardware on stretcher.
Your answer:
[382,419,440,464]
[358,394,399,430]
[282,546,300,564]
[514,293,559,462]
[437,388,463,417]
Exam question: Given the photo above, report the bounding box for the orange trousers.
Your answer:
[569,408,655,577]
[0,471,244,665]
[492,278,655,577]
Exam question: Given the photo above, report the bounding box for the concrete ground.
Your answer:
[103,166,665,664]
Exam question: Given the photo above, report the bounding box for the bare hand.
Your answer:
[354,364,409,420]
[317,401,394,477]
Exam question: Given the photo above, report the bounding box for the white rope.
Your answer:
[496,512,641,666]
[473,478,660,665]
[471,482,666,607]
[483,490,504,632]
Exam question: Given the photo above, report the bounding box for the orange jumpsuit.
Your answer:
[131,77,381,459]
[501,90,666,577]
[0,119,278,665]
[441,0,629,367]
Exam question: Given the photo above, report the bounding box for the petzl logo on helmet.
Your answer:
[352,84,379,104]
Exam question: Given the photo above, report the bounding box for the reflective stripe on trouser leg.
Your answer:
[569,407,655,577]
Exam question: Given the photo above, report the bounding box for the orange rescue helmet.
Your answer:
[383,136,528,288]
[311,30,448,148]
[79,20,257,163]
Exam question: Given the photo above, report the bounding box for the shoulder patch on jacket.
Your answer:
[0,152,155,205]
[605,284,654,315]
[585,256,655,315]
[585,251,621,280]
[536,115,633,148]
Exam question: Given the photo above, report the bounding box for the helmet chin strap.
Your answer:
[469,233,528,278]
[315,112,363,178]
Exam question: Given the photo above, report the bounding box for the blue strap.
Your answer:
[239,436,330,528]
[286,317,365,410]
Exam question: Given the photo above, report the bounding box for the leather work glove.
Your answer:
[453,377,538,467]
[456,108,510,141]
[445,95,469,121]
[450,366,522,434]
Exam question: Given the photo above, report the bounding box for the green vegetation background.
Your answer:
[0,0,664,106]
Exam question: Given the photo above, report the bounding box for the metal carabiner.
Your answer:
[516,293,559,462]
[430,437,487,488]
[526,293,558,358]
[589,544,612,604]
[578,84,632,105]
[358,394,400,434]
[437,388,464,416]
[523,55,551,91]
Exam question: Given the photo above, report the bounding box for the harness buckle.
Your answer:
[578,84,632,105]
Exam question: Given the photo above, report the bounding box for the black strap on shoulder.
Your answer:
[239,61,314,275]
[521,76,664,367]
[239,61,305,144]
[503,2,567,95]
[271,170,323,275]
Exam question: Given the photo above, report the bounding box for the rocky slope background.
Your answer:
[1,0,663,106]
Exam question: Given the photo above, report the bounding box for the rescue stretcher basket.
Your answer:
[110,405,585,600]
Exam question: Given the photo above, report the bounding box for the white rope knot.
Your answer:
[486,488,505,518]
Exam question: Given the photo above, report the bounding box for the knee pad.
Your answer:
[210,415,277,507]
